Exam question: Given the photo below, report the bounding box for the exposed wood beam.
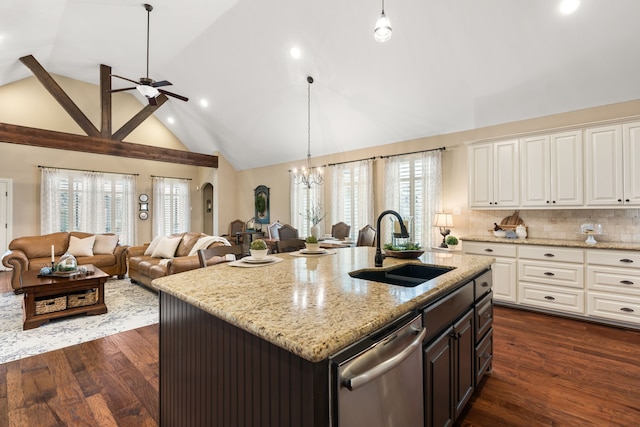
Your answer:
[19,55,101,138]
[100,64,112,138]
[112,94,168,141]
[0,123,218,168]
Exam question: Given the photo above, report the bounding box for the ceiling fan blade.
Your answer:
[159,89,189,102]
[151,80,172,88]
[108,87,136,93]
[111,74,142,85]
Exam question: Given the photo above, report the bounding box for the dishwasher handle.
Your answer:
[341,326,427,391]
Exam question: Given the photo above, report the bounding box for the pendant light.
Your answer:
[374,0,392,42]
[293,76,323,188]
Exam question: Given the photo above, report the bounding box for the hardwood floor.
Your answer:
[1,270,639,426]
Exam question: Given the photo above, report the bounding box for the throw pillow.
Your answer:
[151,236,182,259]
[68,235,96,257]
[144,235,165,256]
[93,234,119,254]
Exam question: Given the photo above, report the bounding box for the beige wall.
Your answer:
[0,75,239,245]
[237,99,640,240]
[2,74,640,246]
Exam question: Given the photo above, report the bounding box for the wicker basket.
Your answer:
[67,288,98,308]
[35,295,67,314]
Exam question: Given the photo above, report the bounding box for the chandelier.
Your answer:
[293,76,323,188]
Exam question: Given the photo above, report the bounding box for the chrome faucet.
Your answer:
[375,210,409,267]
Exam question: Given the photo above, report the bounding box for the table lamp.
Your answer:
[434,213,454,248]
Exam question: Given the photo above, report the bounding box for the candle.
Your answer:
[51,245,55,263]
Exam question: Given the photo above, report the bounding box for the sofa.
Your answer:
[126,232,231,290]
[2,231,129,292]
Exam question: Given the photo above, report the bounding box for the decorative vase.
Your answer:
[250,249,268,259]
[310,225,320,240]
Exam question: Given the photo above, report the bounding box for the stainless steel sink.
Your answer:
[349,264,456,287]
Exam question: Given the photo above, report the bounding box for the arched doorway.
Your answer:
[202,182,214,235]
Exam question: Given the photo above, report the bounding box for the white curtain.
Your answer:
[41,168,63,233]
[290,175,324,238]
[383,150,442,248]
[152,176,191,237]
[40,167,136,245]
[330,159,374,239]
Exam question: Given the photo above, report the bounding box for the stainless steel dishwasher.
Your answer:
[330,312,426,427]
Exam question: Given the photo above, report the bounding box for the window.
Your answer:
[384,151,442,248]
[152,177,190,236]
[330,160,374,239]
[40,168,136,245]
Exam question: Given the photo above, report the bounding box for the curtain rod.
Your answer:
[150,175,192,181]
[324,156,377,167]
[379,146,446,159]
[38,165,139,176]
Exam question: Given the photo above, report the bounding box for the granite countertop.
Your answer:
[461,235,640,251]
[152,247,493,363]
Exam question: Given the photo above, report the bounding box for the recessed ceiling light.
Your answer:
[200,99,209,107]
[167,117,175,124]
[558,0,580,15]
[290,47,301,59]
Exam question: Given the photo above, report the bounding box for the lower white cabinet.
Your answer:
[463,241,517,303]
[463,240,640,328]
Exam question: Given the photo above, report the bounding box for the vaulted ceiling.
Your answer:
[2,0,640,170]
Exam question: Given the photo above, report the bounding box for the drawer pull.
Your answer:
[543,272,555,277]
[620,307,635,313]
[620,259,634,264]
[620,280,635,286]
[543,253,555,258]
[484,249,494,253]
[544,295,555,301]
[484,312,492,319]
[480,281,489,288]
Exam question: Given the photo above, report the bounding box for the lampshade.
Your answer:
[434,213,454,228]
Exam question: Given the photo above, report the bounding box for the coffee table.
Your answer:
[20,264,109,330]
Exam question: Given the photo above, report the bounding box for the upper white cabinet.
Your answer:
[585,122,640,206]
[468,139,520,208]
[520,131,583,207]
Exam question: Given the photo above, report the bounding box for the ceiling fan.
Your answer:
[110,3,188,106]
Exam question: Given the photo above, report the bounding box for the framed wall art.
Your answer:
[254,185,270,224]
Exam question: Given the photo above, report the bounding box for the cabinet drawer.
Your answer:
[423,283,474,343]
[518,282,585,313]
[586,250,640,269]
[519,245,584,263]
[475,292,493,341]
[463,241,516,258]
[474,270,493,299]
[587,266,640,296]
[587,291,640,325]
[475,328,493,386]
[518,260,584,288]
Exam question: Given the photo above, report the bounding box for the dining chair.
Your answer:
[277,224,299,241]
[198,245,244,267]
[331,222,351,240]
[221,219,245,245]
[267,221,283,240]
[356,224,377,247]
[275,239,305,253]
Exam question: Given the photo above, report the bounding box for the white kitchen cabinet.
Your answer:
[585,122,640,206]
[468,140,520,208]
[520,131,583,207]
[463,241,517,303]
[586,249,640,325]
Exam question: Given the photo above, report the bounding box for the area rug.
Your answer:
[0,278,158,364]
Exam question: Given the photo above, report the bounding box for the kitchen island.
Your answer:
[153,246,493,426]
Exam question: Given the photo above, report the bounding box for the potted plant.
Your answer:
[305,235,320,252]
[445,235,459,250]
[249,239,268,259]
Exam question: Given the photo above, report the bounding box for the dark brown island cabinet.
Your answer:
[159,269,493,427]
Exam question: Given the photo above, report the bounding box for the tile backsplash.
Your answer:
[466,209,640,243]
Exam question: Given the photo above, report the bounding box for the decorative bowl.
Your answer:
[250,249,268,259]
[305,243,320,252]
[384,250,425,259]
[493,230,507,238]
